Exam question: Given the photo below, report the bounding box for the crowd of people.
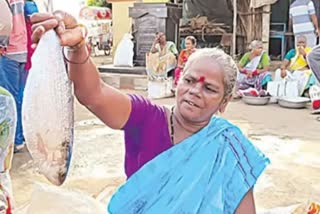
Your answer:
[145,0,320,113]
[147,32,320,113]
[236,37,319,99]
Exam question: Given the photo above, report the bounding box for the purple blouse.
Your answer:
[123,94,173,178]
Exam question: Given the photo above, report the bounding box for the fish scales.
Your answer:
[22,30,74,186]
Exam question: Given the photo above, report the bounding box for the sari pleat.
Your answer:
[108,117,269,214]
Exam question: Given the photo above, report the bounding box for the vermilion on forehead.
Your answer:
[185,73,222,89]
[198,76,205,83]
[185,60,224,82]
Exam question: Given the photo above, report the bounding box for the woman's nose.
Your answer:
[189,82,202,96]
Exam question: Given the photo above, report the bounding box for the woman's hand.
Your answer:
[0,47,5,56]
[31,11,85,48]
[281,68,287,78]
[153,35,160,44]
[31,11,132,130]
[298,46,306,56]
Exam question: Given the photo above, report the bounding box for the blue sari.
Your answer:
[108,117,269,214]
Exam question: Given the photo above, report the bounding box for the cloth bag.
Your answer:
[267,80,299,98]
[113,33,134,67]
[147,78,174,99]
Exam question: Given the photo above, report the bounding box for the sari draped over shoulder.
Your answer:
[237,52,272,91]
[289,47,312,71]
[108,117,269,214]
[275,47,317,95]
[174,49,196,85]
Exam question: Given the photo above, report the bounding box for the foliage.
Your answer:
[86,0,110,7]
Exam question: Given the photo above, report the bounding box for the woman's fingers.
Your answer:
[31,25,45,45]
[54,10,78,29]
[31,11,82,47]
[31,18,59,46]
[59,27,84,46]
[30,13,55,24]
[55,19,66,36]
[31,13,58,47]
[31,18,59,32]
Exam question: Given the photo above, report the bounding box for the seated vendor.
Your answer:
[174,36,197,86]
[275,35,317,96]
[147,32,178,79]
[237,40,272,92]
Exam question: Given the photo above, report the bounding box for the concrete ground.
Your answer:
[11,55,320,213]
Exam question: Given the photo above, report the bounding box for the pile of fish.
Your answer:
[22,30,74,186]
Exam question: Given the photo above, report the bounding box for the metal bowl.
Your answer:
[268,96,278,104]
[278,97,310,109]
[311,109,320,114]
[242,96,270,106]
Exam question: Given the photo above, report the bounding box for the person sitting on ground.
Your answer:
[31,10,269,214]
[237,40,272,93]
[174,36,197,87]
[150,32,178,57]
[147,32,178,79]
[275,35,317,97]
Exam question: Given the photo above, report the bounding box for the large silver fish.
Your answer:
[22,30,74,186]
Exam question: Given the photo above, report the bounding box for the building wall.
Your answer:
[112,0,168,59]
[262,5,271,54]
[112,1,135,56]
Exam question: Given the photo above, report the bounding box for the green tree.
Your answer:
[86,0,110,7]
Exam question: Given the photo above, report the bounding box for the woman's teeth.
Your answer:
[186,100,196,107]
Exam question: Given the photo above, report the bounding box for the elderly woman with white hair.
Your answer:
[274,35,317,97]
[237,40,272,92]
[31,11,269,214]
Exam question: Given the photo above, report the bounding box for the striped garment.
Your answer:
[290,0,316,35]
[108,95,269,214]
[0,0,12,48]
[109,115,269,214]
[4,0,27,63]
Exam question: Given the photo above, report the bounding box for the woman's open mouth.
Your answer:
[184,100,200,108]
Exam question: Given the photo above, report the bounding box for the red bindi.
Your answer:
[198,76,205,83]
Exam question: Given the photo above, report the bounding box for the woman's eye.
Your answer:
[184,78,192,84]
[205,86,217,93]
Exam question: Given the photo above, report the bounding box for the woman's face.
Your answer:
[185,39,195,51]
[175,57,230,123]
[252,45,263,56]
[297,39,306,48]
[158,33,166,43]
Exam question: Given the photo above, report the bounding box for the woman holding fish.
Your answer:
[31,11,269,214]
